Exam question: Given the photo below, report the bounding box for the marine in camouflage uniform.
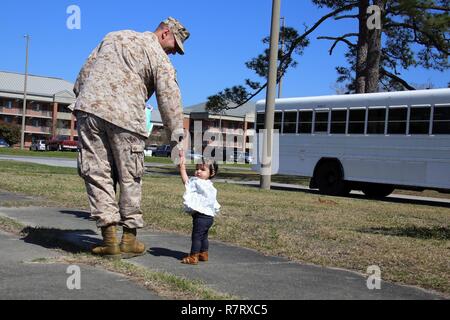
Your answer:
[73,17,190,258]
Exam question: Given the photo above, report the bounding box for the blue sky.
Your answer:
[1,0,448,108]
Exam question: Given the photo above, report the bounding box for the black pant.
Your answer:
[190,212,214,254]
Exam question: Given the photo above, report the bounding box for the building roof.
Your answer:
[0,71,75,100]
[184,100,256,118]
[150,100,256,127]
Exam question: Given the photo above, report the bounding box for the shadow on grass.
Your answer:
[148,247,186,260]
[358,226,450,240]
[21,226,99,253]
[347,193,450,209]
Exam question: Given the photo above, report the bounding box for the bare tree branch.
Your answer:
[380,68,416,90]
[222,1,359,110]
[335,14,359,20]
[318,33,358,54]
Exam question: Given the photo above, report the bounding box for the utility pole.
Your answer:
[278,17,285,99]
[260,0,281,190]
[20,35,30,150]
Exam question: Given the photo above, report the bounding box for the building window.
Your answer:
[58,105,71,113]
[283,111,297,134]
[5,100,13,109]
[32,119,40,127]
[348,108,366,134]
[433,105,450,135]
[367,108,386,134]
[410,107,431,135]
[33,103,41,112]
[388,107,407,134]
[4,116,12,123]
[330,109,347,134]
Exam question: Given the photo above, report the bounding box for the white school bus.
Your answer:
[254,88,450,197]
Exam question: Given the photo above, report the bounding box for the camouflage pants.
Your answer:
[76,111,146,229]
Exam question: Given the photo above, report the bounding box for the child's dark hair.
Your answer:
[203,158,219,178]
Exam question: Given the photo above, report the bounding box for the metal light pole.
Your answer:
[20,35,30,150]
[278,17,285,99]
[260,0,281,190]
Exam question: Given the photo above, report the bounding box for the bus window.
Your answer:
[433,105,450,134]
[314,110,329,133]
[410,107,431,135]
[348,108,366,134]
[367,108,386,134]
[256,113,265,133]
[283,111,297,134]
[330,110,347,134]
[388,107,407,134]
[274,111,283,132]
[298,111,313,134]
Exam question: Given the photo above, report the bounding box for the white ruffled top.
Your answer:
[183,177,221,217]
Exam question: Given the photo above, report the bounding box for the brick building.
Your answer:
[183,101,255,153]
[0,70,256,152]
[149,101,255,153]
[0,71,76,148]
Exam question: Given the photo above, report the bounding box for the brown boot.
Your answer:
[181,253,200,265]
[120,227,146,259]
[92,225,121,259]
[198,252,209,262]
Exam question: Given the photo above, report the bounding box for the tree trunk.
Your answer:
[355,0,370,93]
[366,0,384,93]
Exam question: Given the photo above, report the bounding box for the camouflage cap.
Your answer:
[163,17,190,55]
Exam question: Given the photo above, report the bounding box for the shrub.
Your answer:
[0,123,21,145]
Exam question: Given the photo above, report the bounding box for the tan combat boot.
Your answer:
[120,227,146,259]
[92,224,121,259]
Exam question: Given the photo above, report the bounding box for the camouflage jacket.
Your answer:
[73,30,184,138]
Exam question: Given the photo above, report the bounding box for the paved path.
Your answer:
[0,229,161,300]
[0,203,445,300]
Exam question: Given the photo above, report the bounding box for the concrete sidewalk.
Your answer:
[0,229,161,300]
[0,203,445,300]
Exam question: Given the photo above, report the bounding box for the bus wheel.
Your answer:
[315,161,350,196]
[362,184,394,198]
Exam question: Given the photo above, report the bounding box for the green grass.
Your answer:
[0,160,449,296]
[0,148,79,159]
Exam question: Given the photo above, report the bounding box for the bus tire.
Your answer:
[362,184,394,198]
[315,160,350,196]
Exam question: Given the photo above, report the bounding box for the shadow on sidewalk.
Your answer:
[21,226,99,254]
[148,247,186,260]
[59,210,94,221]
